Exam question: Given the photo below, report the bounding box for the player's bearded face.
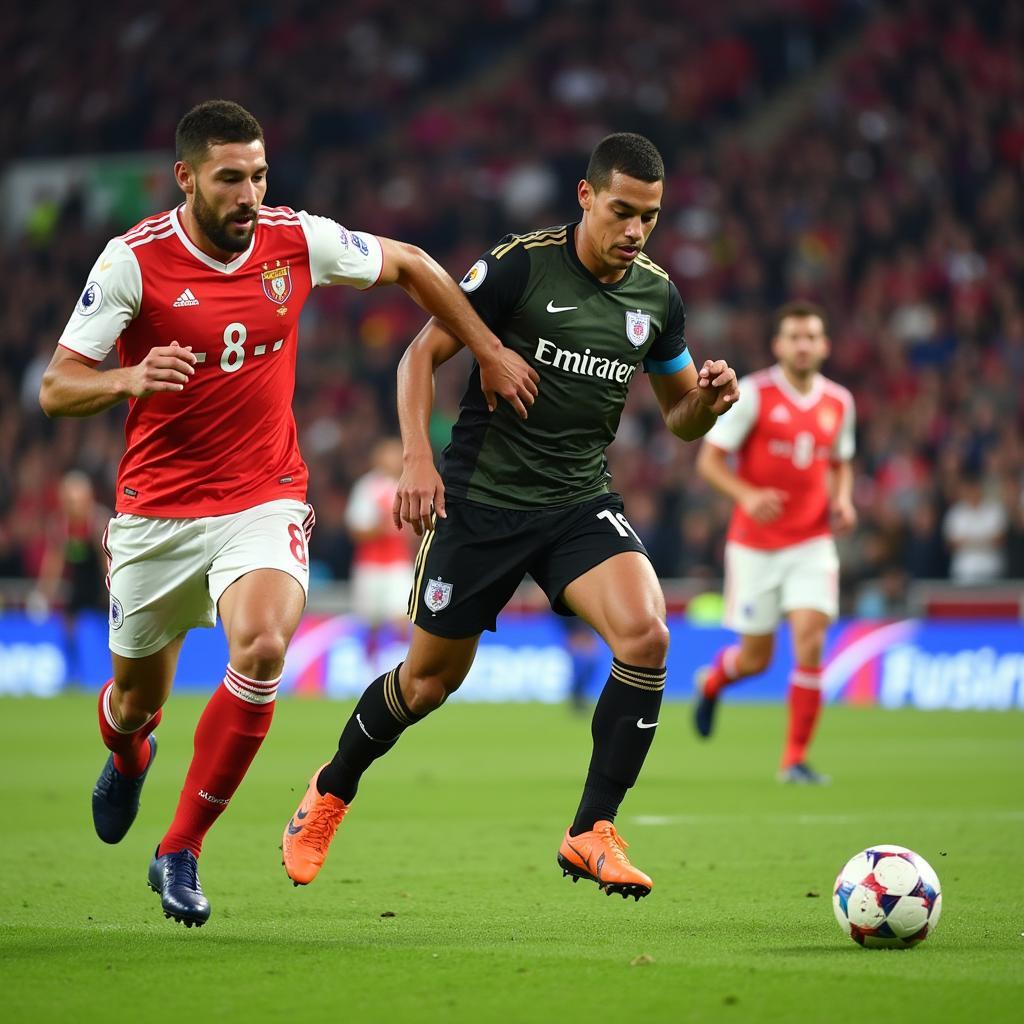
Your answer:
[773,316,829,377]
[192,181,258,254]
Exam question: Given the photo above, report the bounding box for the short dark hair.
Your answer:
[773,300,829,336]
[175,100,264,165]
[586,133,664,191]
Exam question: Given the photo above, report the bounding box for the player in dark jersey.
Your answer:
[283,133,739,900]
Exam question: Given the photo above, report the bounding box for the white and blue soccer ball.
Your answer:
[833,844,942,948]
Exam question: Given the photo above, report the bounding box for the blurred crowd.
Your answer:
[1,0,1022,614]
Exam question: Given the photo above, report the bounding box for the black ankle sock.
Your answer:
[317,665,420,803]
[570,659,666,836]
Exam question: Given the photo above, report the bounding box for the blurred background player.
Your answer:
[282,133,739,900]
[345,437,415,661]
[693,301,856,784]
[32,470,109,681]
[39,99,538,928]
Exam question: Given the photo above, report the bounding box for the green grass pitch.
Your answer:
[1,694,1022,1023]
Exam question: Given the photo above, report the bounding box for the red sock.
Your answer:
[97,680,162,777]
[158,667,279,858]
[703,645,741,699]
[782,667,823,768]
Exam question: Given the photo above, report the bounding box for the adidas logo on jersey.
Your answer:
[769,404,791,423]
[172,288,200,308]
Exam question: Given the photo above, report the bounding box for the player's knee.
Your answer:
[113,688,163,730]
[615,616,670,668]
[794,633,825,667]
[231,629,288,678]
[741,647,773,675]
[402,670,462,716]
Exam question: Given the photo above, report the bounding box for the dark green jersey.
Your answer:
[441,223,690,509]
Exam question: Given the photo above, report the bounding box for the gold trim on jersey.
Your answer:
[407,515,438,621]
[492,226,567,260]
[634,252,669,281]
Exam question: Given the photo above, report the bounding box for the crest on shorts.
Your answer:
[424,577,452,613]
[109,596,124,630]
[625,309,650,347]
[261,262,293,303]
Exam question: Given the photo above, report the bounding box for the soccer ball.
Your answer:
[832,844,942,948]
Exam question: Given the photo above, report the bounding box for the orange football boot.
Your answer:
[557,820,653,900]
[282,764,350,886]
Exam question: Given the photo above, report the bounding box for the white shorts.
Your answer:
[350,563,414,625]
[104,499,314,658]
[722,536,839,635]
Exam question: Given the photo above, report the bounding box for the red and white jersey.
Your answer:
[345,470,412,568]
[705,366,855,550]
[57,205,384,517]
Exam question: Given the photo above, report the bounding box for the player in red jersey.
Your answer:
[693,301,856,783]
[38,100,538,927]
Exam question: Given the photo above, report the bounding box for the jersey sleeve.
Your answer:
[703,374,759,452]
[455,237,530,330]
[56,238,141,362]
[832,390,856,462]
[643,281,692,375]
[299,211,384,290]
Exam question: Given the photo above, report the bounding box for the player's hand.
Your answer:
[830,496,857,536]
[741,487,787,523]
[696,359,739,415]
[393,453,446,535]
[478,347,539,419]
[128,341,197,397]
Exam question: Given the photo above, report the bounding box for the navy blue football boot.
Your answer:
[92,735,157,844]
[148,848,211,927]
[692,667,719,739]
[778,762,831,785]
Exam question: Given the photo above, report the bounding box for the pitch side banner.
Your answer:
[0,612,1022,710]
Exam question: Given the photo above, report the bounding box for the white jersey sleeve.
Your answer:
[299,211,384,290]
[703,374,759,452]
[56,238,141,361]
[832,388,856,462]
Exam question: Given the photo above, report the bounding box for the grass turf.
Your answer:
[1,695,1021,1023]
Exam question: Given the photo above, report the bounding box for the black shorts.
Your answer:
[408,492,650,638]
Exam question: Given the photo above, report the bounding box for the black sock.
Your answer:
[570,659,666,836]
[317,665,421,802]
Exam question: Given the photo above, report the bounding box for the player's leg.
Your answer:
[92,638,183,844]
[694,541,782,738]
[96,512,211,845]
[284,496,522,885]
[777,537,839,783]
[693,632,774,738]
[555,548,667,899]
[778,608,831,783]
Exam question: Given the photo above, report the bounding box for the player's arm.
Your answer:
[39,343,197,418]
[695,382,787,523]
[828,394,857,534]
[392,319,465,535]
[648,359,739,442]
[375,238,538,419]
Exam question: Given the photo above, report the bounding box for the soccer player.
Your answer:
[345,437,415,657]
[283,133,739,900]
[693,301,857,783]
[38,100,539,928]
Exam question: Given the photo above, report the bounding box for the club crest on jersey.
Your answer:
[625,309,650,347]
[424,578,452,613]
[818,407,838,432]
[261,264,293,303]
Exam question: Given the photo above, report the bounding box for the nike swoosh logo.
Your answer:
[286,820,303,835]
[296,809,309,820]
[637,719,658,729]
[546,301,577,313]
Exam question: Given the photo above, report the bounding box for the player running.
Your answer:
[693,301,857,783]
[283,133,739,900]
[39,100,538,927]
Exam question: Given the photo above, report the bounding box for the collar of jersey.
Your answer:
[566,221,636,292]
[770,365,824,409]
[171,204,257,274]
